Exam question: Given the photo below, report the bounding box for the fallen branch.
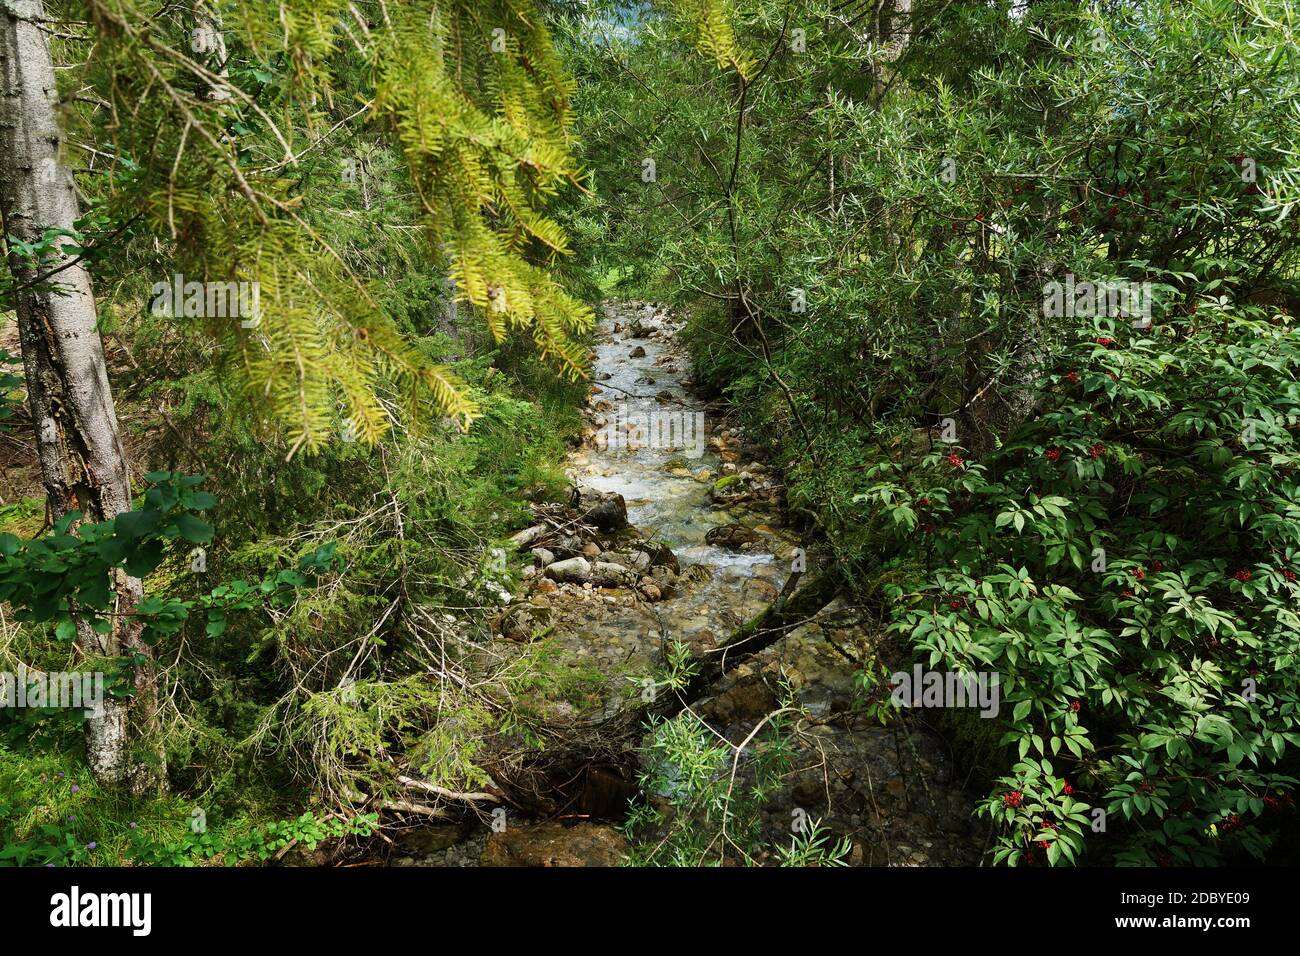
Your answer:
[398,774,501,804]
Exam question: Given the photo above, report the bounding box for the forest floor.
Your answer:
[384,302,985,867]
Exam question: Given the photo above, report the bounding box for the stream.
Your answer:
[394,301,984,867]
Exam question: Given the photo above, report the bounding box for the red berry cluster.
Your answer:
[1045,447,1062,461]
[946,452,964,468]
[1233,568,1252,582]
[1003,790,1023,808]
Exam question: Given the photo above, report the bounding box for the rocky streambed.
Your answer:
[390,301,984,867]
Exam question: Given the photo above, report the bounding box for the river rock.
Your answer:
[705,523,762,550]
[578,491,629,532]
[481,822,628,867]
[532,547,555,567]
[509,523,550,549]
[648,566,678,598]
[679,564,713,590]
[545,556,592,583]
[590,561,637,586]
[602,550,651,572]
[498,602,553,642]
[643,541,679,573]
[702,680,779,723]
[629,346,646,358]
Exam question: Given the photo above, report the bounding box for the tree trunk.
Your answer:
[0,0,163,792]
[192,1,231,102]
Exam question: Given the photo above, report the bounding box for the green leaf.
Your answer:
[175,513,214,545]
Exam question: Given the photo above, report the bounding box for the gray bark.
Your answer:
[0,0,162,791]
[192,2,231,102]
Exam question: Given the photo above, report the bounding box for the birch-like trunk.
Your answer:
[0,0,163,791]
[192,1,231,101]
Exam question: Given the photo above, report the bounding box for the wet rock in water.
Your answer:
[635,375,657,386]
[629,346,647,358]
[637,540,678,573]
[705,523,762,550]
[639,581,662,602]
[481,822,628,867]
[648,567,678,598]
[654,389,676,404]
[579,491,629,532]
[678,564,713,590]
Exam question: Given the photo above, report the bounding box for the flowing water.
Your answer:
[570,301,791,633]
[400,301,983,866]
